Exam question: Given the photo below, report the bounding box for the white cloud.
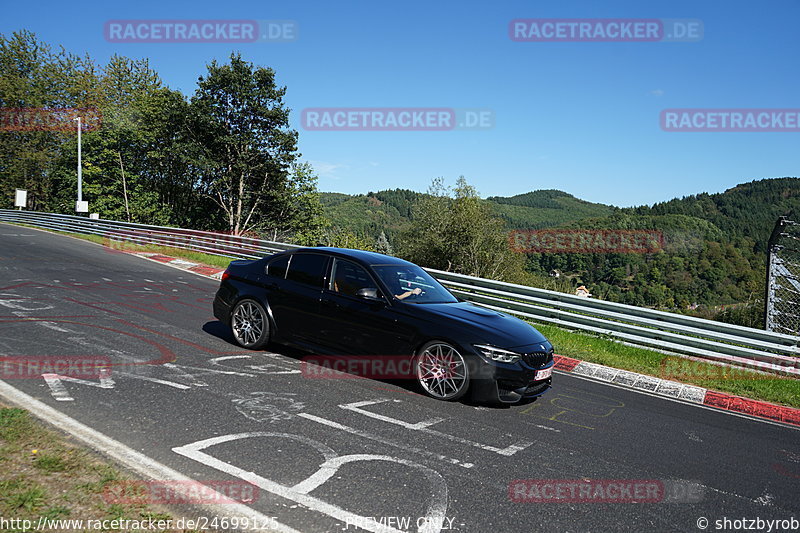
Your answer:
[307,160,349,180]
[650,89,665,97]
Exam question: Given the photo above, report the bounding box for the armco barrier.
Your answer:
[2,209,798,376]
[0,210,294,259]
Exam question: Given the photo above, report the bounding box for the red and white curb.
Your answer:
[131,252,226,280]
[554,355,800,428]
[122,249,800,429]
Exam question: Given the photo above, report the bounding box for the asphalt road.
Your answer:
[0,224,798,533]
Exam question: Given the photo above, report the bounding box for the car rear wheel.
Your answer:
[231,299,269,349]
[415,341,470,401]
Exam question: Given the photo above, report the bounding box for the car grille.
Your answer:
[523,380,551,396]
[521,350,554,368]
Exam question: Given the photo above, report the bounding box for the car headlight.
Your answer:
[474,344,521,363]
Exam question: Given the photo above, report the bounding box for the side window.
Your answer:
[266,255,290,278]
[331,259,374,297]
[286,254,328,287]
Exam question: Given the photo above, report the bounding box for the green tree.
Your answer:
[0,30,101,210]
[398,176,527,280]
[189,53,299,235]
[262,161,326,245]
[375,231,393,255]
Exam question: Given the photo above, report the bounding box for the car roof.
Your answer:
[285,247,415,267]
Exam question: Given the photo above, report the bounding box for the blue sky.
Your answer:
[3,0,798,206]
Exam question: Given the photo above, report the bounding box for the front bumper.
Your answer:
[468,349,555,404]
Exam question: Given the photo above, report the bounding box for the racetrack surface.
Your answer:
[1,224,798,532]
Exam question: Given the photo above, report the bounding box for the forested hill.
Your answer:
[625,177,800,251]
[323,177,800,247]
[322,178,799,324]
[320,187,619,238]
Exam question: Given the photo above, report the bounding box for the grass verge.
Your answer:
[0,404,202,532]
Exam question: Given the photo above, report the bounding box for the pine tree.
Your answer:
[375,231,393,255]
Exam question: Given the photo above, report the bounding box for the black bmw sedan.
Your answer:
[213,247,554,404]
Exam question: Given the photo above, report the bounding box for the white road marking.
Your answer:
[41,375,73,401]
[297,412,474,469]
[0,380,302,533]
[166,362,257,378]
[530,423,561,432]
[208,354,302,375]
[0,295,54,311]
[340,399,533,456]
[342,399,445,430]
[9,311,73,333]
[162,363,209,387]
[42,371,115,401]
[755,491,775,506]
[173,432,448,533]
[36,322,73,332]
[116,372,192,390]
[231,392,306,423]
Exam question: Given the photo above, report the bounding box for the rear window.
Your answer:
[286,253,328,287]
[266,255,290,278]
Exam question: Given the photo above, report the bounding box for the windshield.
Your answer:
[372,265,458,304]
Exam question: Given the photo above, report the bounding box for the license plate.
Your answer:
[535,366,553,381]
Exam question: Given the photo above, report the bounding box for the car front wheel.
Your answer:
[231,299,270,349]
[415,341,470,401]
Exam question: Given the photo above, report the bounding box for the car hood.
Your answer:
[413,301,548,349]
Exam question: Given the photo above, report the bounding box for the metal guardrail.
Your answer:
[428,269,800,376]
[0,210,295,259]
[2,209,799,377]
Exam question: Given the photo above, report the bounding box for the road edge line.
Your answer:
[0,379,302,533]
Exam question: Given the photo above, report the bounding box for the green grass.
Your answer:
[534,321,800,408]
[34,453,70,473]
[0,406,200,532]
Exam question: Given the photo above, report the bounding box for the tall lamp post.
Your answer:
[74,116,87,213]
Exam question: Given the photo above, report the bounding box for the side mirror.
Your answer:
[356,287,383,301]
